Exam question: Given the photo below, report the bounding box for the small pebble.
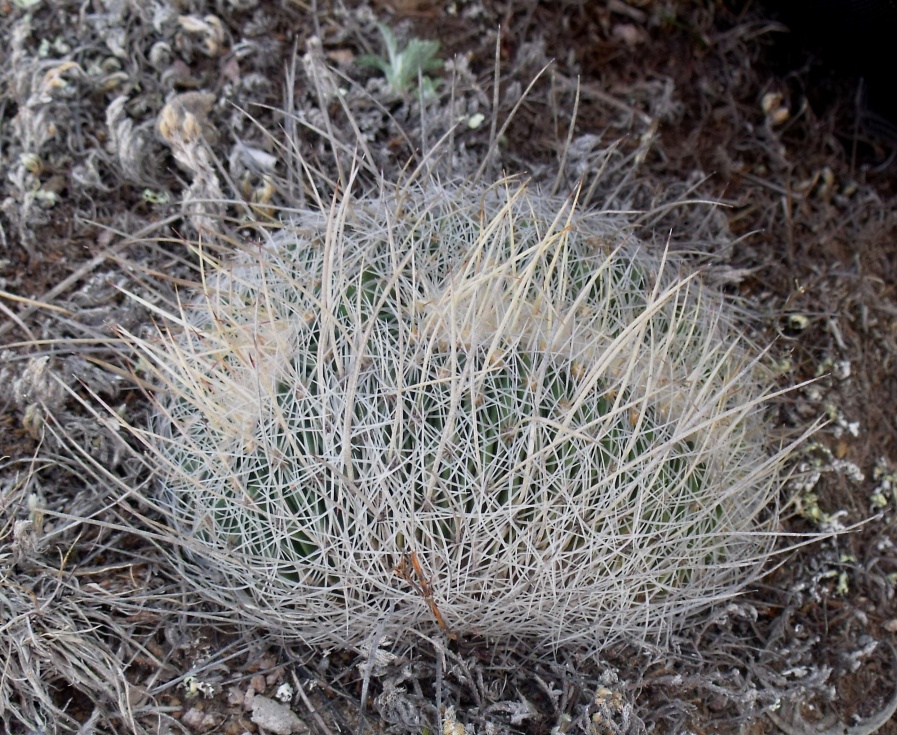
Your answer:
[251,695,308,735]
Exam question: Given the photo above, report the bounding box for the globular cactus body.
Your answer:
[136,176,789,652]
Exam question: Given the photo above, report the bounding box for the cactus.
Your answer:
[130,174,794,652]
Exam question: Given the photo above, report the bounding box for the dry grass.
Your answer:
[0,453,171,734]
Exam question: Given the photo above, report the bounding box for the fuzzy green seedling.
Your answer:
[357,23,442,98]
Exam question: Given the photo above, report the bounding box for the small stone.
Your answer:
[183,708,206,730]
[182,707,220,732]
[243,688,256,711]
[223,719,254,735]
[251,696,308,735]
[228,686,245,707]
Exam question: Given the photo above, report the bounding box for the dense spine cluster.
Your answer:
[131,176,790,652]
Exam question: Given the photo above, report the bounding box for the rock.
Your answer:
[181,707,220,733]
[250,695,308,735]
